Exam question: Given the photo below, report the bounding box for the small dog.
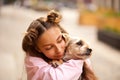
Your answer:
[63,34,92,61]
[49,33,97,80]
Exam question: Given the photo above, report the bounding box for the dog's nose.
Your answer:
[86,48,92,55]
[88,48,92,52]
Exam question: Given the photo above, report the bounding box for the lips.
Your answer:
[55,53,64,58]
[57,54,63,57]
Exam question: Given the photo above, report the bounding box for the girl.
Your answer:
[22,10,92,80]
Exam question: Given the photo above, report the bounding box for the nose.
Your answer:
[86,48,92,55]
[55,45,62,54]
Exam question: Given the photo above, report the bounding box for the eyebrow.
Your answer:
[42,34,62,47]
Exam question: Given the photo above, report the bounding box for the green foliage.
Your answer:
[104,26,120,35]
[104,12,120,17]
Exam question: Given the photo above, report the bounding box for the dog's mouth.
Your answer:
[76,48,92,59]
[75,52,92,60]
[77,48,92,55]
[76,52,91,56]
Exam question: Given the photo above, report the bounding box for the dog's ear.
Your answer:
[62,33,71,44]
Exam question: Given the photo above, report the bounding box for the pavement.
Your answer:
[0,5,120,80]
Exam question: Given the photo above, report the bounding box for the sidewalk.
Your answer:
[0,5,120,80]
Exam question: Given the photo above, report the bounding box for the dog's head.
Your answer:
[63,35,92,61]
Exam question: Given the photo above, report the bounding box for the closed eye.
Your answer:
[45,45,53,50]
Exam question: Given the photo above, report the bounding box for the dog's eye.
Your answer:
[76,40,83,46]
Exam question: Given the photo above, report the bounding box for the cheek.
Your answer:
[41,49,54,58]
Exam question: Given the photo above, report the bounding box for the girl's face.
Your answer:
[37,27,66,60]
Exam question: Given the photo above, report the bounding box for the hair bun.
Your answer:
[47,10,62,23]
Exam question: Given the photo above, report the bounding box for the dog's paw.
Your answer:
[50,62,59,68]
[49,59,63,68]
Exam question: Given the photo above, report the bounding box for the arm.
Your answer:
[25,56,84,80]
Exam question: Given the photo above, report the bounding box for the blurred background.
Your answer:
[0,0,120,80]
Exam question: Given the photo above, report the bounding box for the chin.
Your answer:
[54,55,63,60]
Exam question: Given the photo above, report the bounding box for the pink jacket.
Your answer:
[25,56,91,80]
